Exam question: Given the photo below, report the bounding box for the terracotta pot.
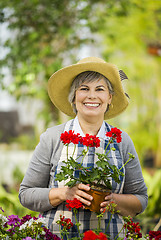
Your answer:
[85,188,112,213]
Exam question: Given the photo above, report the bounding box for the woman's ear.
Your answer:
[108,94,112,105]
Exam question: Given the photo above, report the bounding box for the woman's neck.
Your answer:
[77,115,104,136]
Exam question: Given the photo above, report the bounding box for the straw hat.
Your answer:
[48,57,129,119]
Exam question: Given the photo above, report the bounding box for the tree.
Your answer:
[93,0,161,165]
[0,0,96,125]
[0,0,140,126]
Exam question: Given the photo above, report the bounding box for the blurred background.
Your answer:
[0,0,161,233]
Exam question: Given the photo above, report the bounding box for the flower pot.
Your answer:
[85,188,112,213]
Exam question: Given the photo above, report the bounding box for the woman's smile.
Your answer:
[84,102,100,108]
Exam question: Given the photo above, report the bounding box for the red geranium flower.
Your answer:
[83,230,108,240]
[60,216,73,230]
[80,134,100,148]
[60,130,80,145]
[83,230,99,240]
[124,218,142,238]
[149,230,161,240]
[66,198,83,211]
[106,127,122,143]
[98,232,108,240]
[56,215,73,230]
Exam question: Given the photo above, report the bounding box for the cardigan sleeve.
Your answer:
[19,125,64,212]
[119,131,148,212]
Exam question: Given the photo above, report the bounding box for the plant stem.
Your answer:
[114,225,124,240]
[104,142,110,154]
[67,144,69,160]
[74,152,85,162]
[59,225,64,240]
[105,148,112,157]
[105,213,112,234]
[35,227,38,240]
[72,144,76,158]
[97,214,102,233]
[66,232,69,240]
[119,155,132,171]
[80,147,88,164]
[74,209,81,240]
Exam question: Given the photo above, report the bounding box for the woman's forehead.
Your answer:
[79,77,108,86]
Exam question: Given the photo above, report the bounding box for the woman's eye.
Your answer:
[80,87,88,91]
[96,88,104,91]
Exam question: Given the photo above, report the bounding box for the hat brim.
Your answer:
[48,61,129,119]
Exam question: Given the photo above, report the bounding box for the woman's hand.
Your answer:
[100,193,142,217]
[49,184,93,208]
[100,193,113,213]
[64,183,93,206]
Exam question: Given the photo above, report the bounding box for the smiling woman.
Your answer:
[19,57,148,239]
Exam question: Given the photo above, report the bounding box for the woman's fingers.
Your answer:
[65,184,93,206]
[105,193,113,201]
[78,193,93,206]
[100,193,113,212]
[76,184,93,206]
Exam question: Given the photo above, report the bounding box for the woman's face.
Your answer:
[74,78,112,121]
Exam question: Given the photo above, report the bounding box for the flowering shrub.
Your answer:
[56,199,161,240]
[123,216,142,239]
[148,231,161,240]
[0,207,60,240]
[1,201,161,239]
[56,128,135,190]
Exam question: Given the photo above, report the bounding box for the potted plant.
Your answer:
[55,127,134,212]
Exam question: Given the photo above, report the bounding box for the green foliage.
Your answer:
[0,184,37,217]
[92,0,161,163]
[136,169,161,233]
[0,0,94,125]
[0,166,37,217]
[55,145,134,190]
[9,133,38,150]
[12,166,24,185]
[143,169,161,217]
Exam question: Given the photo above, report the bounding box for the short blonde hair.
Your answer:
[68,71,114,114]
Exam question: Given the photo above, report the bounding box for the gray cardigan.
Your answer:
[19,122,148,213]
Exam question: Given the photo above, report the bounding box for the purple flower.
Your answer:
[20,214,33,225]
[7,215,21,226]
[43,227,61,240]
[22,238,35,240]
[0,207,4,212]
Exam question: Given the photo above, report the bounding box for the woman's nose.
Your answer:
[87,90,96,99]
